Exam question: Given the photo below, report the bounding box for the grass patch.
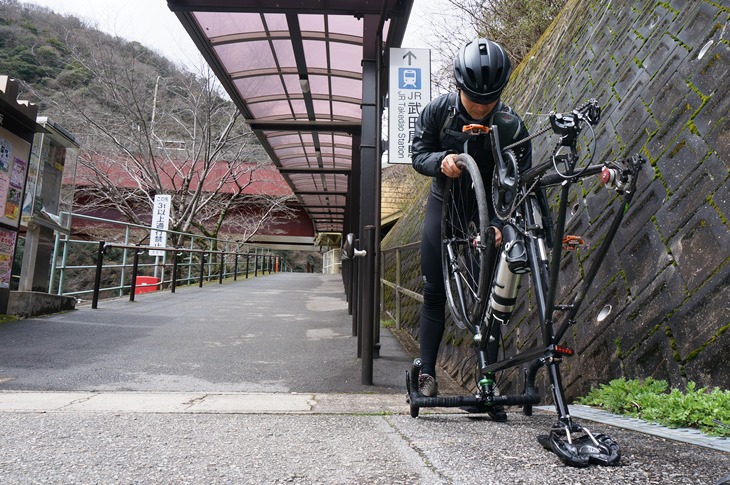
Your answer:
[575,378,730,437]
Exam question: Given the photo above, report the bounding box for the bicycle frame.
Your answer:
[408,101,645,442]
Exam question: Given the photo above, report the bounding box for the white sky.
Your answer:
[23,0,444,66]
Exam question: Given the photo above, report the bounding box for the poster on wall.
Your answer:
[0,127,31,229]
[0,228,17,288]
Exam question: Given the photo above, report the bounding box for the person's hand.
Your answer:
[491,226,502,247]
[440,154,462,178]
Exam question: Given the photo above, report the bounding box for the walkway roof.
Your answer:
[167,0,414,239]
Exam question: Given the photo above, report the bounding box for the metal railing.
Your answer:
[379,241,423,329]
[322,248,342,274]
[50,212,282,304]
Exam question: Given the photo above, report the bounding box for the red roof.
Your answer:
[67,157,293,197]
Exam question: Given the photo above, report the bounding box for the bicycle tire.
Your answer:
[441,153,492,332]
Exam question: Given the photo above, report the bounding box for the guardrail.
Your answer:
[49,212,282,305]
[90,241,279,309]
[379,241,422,329]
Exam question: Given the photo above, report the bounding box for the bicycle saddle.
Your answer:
[537,431,620,468]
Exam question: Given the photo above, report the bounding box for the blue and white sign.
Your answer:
[388,48,431,164]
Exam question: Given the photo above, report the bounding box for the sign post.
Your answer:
[388,48,431,165]
[149,194,171,257]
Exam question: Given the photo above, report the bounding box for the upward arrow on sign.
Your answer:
[403,51,417,65]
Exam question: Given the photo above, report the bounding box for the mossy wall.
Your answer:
[381,0,729,399]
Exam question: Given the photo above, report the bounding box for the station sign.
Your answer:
[388,47,431,164]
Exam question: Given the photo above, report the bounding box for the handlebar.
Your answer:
[528,155,645,189]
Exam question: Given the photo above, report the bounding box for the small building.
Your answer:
[18,117,79,292]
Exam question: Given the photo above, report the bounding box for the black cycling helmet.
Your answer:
[454,38,512,104]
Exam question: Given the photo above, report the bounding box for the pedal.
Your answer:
[562,235,585,251]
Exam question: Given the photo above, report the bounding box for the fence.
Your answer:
[379,241,423,329]
[322,248,342,274]
[50,213,282,303]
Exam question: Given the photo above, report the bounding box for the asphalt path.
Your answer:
[1,273,728,483]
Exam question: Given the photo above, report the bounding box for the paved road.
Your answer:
[1,273,728,483]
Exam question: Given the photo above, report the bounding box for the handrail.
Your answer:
[379,241,423,329]
[50,212,285,306]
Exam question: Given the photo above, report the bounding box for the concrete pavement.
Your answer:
[1,273,728,483]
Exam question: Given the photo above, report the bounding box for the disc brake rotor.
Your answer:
[492,149,520,220]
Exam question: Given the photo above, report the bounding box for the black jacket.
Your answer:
[411,92,532,202]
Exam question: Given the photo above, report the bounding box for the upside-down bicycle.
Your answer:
[405,100,645,467]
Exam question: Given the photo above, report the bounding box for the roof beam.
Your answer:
[248,120,361,134]
[297,191,348,196]
[168,0,390,15]
[279,168,350,175]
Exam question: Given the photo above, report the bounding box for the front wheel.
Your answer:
[441,154,494,333]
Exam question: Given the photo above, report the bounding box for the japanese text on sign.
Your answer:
[149,194,171,256]
[388,48,431,164]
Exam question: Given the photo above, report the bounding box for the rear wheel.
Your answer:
[441,154,493,333]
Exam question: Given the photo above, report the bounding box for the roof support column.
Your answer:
[358,13,382,385]
[345,133,361,324]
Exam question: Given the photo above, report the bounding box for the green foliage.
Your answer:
[576,378,730,437]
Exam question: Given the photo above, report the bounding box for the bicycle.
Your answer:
[405,100,645,467]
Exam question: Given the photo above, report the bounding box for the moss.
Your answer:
[706,194,730,227]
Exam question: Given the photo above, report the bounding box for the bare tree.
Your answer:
[32,25,295,246]
[422,0,567,93]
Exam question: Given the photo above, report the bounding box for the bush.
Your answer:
[576,378,730,437]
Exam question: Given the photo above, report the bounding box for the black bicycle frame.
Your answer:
[479,151,640,425]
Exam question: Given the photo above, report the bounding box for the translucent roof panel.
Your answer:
[170,0,414,236]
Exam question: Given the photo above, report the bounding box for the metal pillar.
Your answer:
[358,14,382,385]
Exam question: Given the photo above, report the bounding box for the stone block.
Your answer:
[669,205,729,293]
[672,2,720,47]
[612,63,650,108]
[614,177,666,252]
[621,222,672,297]
[646,74,696,129]
[682,329,730,390]
[654,153,727,241]
[574,274,626,349]
[592,118,620,162]
[615,265,686,360]
[684,35,730,96]
[704,110,730,167]
[711,175,730,218]
[656,131,712,194]
[570,331,623,399]
[613,90,652,149]
[667,263,730,362]
[693,79,729,140]
[640,34,686,85]
[621,325,683,387]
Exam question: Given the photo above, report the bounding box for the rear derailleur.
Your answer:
[537,422,621,467]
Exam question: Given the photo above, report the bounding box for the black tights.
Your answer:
[418,194,446,378]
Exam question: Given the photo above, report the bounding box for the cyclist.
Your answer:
[411,38,542,421]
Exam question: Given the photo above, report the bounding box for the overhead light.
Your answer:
[299,78,310,93]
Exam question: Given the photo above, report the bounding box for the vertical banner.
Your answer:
[149,194,171,256]
[388,47,431,164]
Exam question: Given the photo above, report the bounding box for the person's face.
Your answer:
[460,91,498,119]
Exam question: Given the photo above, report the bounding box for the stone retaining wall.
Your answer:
[381,0,729,399]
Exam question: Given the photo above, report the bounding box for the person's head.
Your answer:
[453,38,512,106]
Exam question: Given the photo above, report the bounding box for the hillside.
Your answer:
[0,0,185,132]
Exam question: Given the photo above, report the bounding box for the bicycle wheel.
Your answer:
[441,153,493,333]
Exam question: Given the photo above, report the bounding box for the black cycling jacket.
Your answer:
[411,91,532,202]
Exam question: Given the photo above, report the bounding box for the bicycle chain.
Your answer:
[502,125,552,151]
